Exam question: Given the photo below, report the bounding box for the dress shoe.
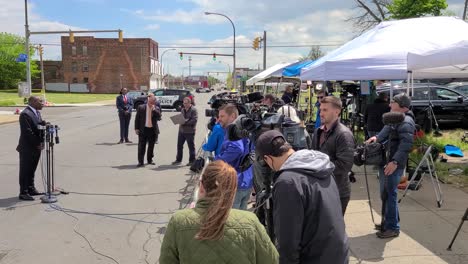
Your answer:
[137,163,145,167]
[172,161,182,165]
[28,188,45,196]
[147,161,156,165]
[19,193,35,201]
[118,140,124,144]
[125,139,133,143]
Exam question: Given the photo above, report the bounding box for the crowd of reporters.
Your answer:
[158,87,415,264]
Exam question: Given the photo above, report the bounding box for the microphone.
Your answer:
[383,112,405,126]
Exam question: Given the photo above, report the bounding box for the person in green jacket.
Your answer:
[160,160,279,264]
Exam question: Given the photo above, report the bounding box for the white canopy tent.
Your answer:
[246,62,293,86]
[300,16,468,81]
[407,40,468,78]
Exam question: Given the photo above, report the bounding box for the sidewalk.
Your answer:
[0,100,114,125]
[347,165,468,263]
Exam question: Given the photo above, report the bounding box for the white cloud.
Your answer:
[144,24,161,30]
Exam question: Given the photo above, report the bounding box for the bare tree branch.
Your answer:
[356,0,382,22]
[373,0,386,19]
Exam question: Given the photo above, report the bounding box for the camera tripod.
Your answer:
[422,101,442,136]
[447,208,468,250]
[398,145,443,208]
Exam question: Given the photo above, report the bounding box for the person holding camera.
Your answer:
[135,94,161,167]
[256,130,349,264]
[116,87,133,144]
[366,93,415,239]
[159,160,278,264]
[312,96,355,215]
[173,97,198,166]
[17,96,45,201]
[215,104,254,210]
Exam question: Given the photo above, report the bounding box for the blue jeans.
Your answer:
[379,167,403,231]
[233,188,251,210]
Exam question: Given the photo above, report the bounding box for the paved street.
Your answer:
[0,93,212,263]
[1,92,468,264]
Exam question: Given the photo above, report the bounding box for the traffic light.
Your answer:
[252,37,261,50]
[179,52,183,60]
[118,30,123,43]
[69,31,74,43]
[213,53,216,61]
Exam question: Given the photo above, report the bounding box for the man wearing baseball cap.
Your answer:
[367,93,415,239]
[256,130,349,264]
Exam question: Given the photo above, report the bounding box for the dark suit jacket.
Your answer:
[116,94,134,113]
[135,104,162,135]
[17,107,43,152]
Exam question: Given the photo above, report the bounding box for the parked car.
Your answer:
[127,90,146,101]
[377,84,468,128]
[446,82,468,97]
[196,87,211,93]
[133,88,194,111]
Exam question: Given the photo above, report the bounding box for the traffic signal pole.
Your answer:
[263,31,267,70]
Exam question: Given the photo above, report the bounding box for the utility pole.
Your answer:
[188,56,192,76]
[38,45,45,100]
[464,0,468,21]
[263,31,267,70]
[24,0,31,96]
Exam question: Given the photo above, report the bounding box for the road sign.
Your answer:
[16,53,28,62]
[18,82,30,97]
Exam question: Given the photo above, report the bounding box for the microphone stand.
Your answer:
[41,124,58,203]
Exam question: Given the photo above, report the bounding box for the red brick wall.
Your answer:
[61,36,158,93]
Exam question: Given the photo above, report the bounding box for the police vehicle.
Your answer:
[133,89,194,111]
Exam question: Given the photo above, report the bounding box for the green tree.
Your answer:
[388,0,448,19]
[0,32,40,89]
[207,76,220,87]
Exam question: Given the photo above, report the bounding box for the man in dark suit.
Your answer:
[135,94,161,167]
[17,96,45,201]
[116,87,133,144]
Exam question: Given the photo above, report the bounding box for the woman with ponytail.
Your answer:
[160,160,278,264]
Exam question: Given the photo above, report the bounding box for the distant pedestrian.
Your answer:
[116,88,133,143]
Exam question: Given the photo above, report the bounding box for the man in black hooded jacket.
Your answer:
[256,130,349,264]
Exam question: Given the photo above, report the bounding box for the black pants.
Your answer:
[19,149,41,194]
[176,132,195,162]
[138,128,156,164]
[118,112,131,141]
[340,196,350,216]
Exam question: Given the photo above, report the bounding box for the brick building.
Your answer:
[60,36,161,93]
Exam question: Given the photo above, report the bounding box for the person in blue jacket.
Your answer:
[202,116,225,156]
[215,104,254,210]
[314,90,326,128]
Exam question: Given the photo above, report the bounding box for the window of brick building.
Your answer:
[83,77,89,83]
[72,77,78,83]
[72,62,77,72]
[82,62,89,72]
[72,46,76,56]
[82,45,87,56]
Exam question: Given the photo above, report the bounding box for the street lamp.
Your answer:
[160,48,176,88]
[204,12,236,90]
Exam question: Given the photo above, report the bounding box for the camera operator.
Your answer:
[256,130,349,264]
[215,104,254,210]
[312,96,355,215]
[366,93,415,239]
[281,86,294,105]
[364,92,390,138]
[262,94,282,113]
[17,96,45,201]
[116,88,133,144]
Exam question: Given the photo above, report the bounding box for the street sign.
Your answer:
[16,53,28,62]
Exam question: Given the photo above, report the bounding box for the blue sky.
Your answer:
[0,0,465,79]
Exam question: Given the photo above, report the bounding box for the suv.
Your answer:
[377,84,468,128]
[133,88,194,111]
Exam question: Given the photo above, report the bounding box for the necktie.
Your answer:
[123,95,127,104]
[37,111,42,122]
